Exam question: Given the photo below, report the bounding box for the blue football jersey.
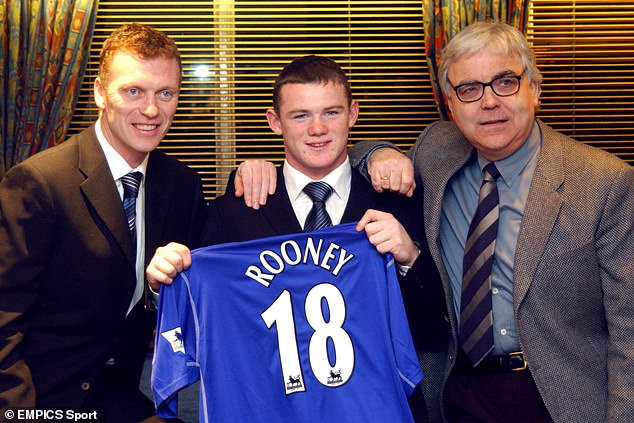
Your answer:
[152,222,423,422]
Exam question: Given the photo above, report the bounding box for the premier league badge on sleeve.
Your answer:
[161,327,185,354]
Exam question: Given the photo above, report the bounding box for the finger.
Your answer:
[234,172,245,198]
[381,173,392,191]
[257,162,277,205]
[368,166,386,193]
[236,163,253,207]
[247,164,263,211]
[267,162,277,195]
[356,209,382,232]
[158,243,192,274]
[365,221,394,246]
[146,256,176,290]
[356,212,371,232]
[405,181,416,198]
[387,171,401,193]
[398,160,416,196]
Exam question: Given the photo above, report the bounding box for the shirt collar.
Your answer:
[283,157,352,202]
[95,119,149,183]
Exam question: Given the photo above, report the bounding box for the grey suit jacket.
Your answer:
[350,119,634,423]
[0,125,208,409]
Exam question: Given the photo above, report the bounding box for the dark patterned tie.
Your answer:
[303,181,333,232]
[459,162,501,367]
[121,171,143,248]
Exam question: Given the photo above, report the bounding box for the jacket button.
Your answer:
[81,382,91,391]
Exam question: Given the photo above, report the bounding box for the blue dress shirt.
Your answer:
[440,120,541,355]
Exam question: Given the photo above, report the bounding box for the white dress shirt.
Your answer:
[282,157,352,229]
[95,119,149,316]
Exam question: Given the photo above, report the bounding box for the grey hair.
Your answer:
[438,21,542,98]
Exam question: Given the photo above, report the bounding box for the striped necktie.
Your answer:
[302,181,333,232]
[121,171,143,248]
[459,162,501,367]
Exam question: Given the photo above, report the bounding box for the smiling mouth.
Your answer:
[308,141,330,148]
[134,123,160,131]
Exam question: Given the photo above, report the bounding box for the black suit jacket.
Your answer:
[202,166,418,243]
[0,125,208,409]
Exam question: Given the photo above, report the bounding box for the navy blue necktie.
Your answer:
[121,171,143,249]
[459,162,500,367]
[303,182,333,232]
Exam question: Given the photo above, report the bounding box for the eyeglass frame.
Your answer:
[448,70,526,103]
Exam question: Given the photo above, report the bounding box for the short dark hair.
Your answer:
[99,23,181,86]
[272,55,352,114]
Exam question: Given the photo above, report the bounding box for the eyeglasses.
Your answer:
[449,70,525,103]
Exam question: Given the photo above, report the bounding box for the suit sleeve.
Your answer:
[599,163,634,421]
[0,164,54,409]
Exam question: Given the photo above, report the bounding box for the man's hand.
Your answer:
[356,209,420,266]
[234,160,277,209]
[367,148,415,197]
[146,242,192,292]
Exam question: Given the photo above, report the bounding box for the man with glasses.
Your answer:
[343,21,634,423]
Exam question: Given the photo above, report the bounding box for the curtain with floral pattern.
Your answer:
[423,0,530,120]
[0,0,97,175]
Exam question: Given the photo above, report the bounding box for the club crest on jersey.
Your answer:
[286,374,303,392]
[161,327,185,354]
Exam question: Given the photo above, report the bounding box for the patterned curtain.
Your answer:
[423,0,530,120]
[0,0,97,175]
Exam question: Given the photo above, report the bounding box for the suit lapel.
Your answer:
[422,126,473,260]
[260,168,303,234]
[77,126,137,265]
[513,122,564,308]
[144,152,173,266]
[419,123,477,337]
[342,170,378,222]
[261,167,372,233]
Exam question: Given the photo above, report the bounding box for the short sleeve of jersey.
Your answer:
[152,222,423,422]
[152,271,202,418]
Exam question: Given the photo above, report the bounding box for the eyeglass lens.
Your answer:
[456,75,521,102]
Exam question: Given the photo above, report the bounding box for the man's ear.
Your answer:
[348,99,359,128]
[94,77,106,110]
[266,108,283,135]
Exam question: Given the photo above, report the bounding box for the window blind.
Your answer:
[527,0,634,163]
[68,1,436,199]
[68,1,634,199]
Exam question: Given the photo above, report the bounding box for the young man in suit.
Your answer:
[0,24,207,421]
[347,21,634,423]
[147,55,442,421]
[147,55,430,286]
